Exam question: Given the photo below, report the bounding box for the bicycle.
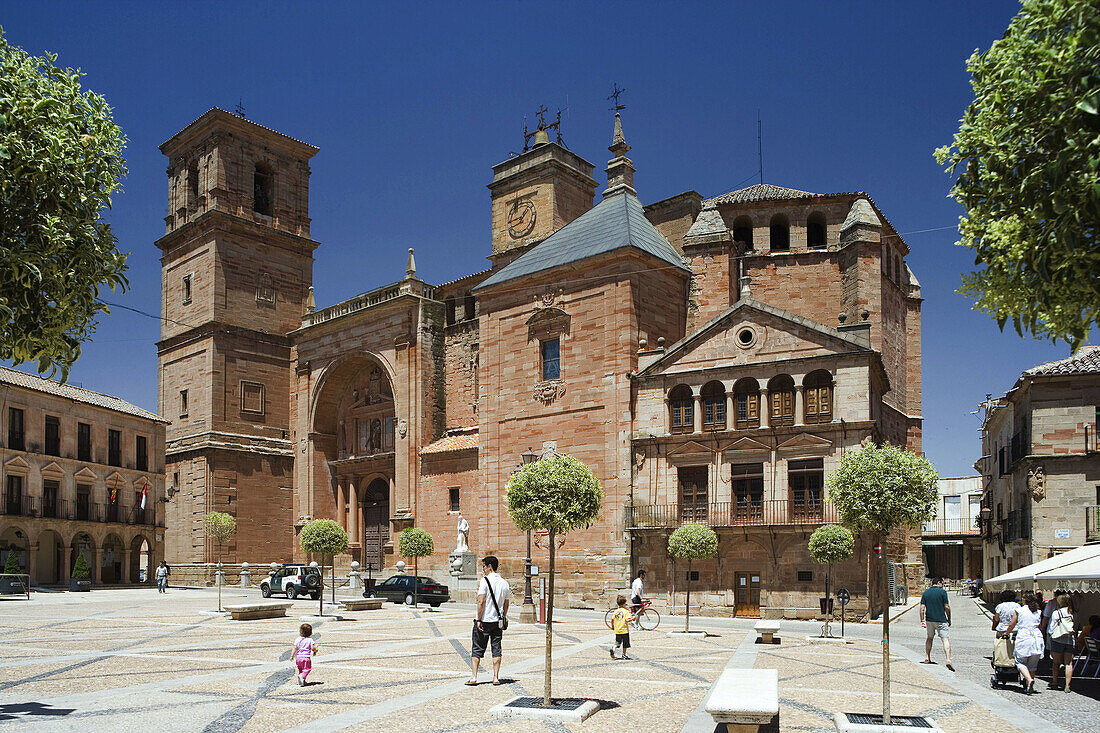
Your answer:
[605,599,660,631]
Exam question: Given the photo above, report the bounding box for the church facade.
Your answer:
[157,107,922,618]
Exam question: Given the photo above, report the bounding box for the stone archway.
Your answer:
[70,532,95,582]
[0,525,29,575]
[129,534,152,584]
[101,534,126,584]
[35,529,64,585]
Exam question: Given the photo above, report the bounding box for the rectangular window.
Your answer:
[732,463,764,520]
[357,419,368,454]
[240,381,265,415]
[179,389,189,417]
[44,415,60,456]
[136,435,148,472]
[735,392,760,428]
[173,471,180,490]
[797,570,813,583]
[76,486,90,521]
[43,480,59,518]
[788,458,824,521]
[77,422,92,461]
[5,475,23,516]
[7,407,24,451]
[449,487,460,513]
[678,466,708,522]
[541,338,560,381]
[182,274,192,304]
[770,390,794,424]
[805,386,832,423]
[108,429,121,467]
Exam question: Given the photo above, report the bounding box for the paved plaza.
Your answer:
[0,587,1094,732]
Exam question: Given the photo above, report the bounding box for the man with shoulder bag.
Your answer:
[466,555,510,686]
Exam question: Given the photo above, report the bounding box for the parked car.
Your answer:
[365,574,450,607]
[260,564,322,599]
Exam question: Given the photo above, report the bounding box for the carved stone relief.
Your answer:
[1027,465,1045,500]
[534,379,567,405]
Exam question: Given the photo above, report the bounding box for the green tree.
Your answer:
[506,453,602,707]
[808,524,854,628]
[397,528,434,608]
[827,442,938,724]
[203,511,237,612]
[71,553,90,580]
[934,0,1100,349]
[0,28,129,380]
[4,548,21,574]
[299,518,349,616]
[667,523,718,633]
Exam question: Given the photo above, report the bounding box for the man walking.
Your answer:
[466,555,510,686]
[920,577,954,671]
[630,569,646,629]
[155,561,169,593]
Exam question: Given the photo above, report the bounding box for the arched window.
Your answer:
[769,214,789,252]
[894,255,902,285]
[732,216,753,251]
[803,370,833,424]
[767,375,795,426]
[463,292,477,321]
[187,160,199,202]
[733,378,760,429]
[669,385,694,434]
[807,212,826,249]
[701,381,726,431]
[253,163,273,216]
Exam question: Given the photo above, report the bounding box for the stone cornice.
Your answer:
[166,431,293,458]
[155,208,319,256]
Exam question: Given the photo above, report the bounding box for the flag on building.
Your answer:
[140,483,148,510]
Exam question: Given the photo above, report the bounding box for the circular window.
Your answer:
[736,327,757,348]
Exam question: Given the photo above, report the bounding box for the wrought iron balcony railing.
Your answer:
[626,499,838,529]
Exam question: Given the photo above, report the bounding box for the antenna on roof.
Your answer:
[235,99,246,118]
[757,110,763,185]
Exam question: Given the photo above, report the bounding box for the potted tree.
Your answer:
[506,453,602,707]
[202,511,237,612]
[299,518,349,617]
[828,442,937,726]
[667,523,718,633]
[397,528,434,609]
[807,524,854,637]
[1,549,26,595]
[69,553,92,592]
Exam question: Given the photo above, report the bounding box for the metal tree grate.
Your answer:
[504,697,590,711]
[844,713,933,728]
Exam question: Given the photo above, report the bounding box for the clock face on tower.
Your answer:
[507,199,536,238]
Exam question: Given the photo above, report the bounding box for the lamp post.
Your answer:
[519,446,539,623]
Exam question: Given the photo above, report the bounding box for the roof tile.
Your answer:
[1023,346,1100,377]
[0,366,167,423]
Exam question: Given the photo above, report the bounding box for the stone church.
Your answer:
[157,106,922,618]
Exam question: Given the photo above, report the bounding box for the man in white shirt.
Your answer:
[467,555,510,686]
[630,570,646,629]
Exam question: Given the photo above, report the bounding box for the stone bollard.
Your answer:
[348,561,362,591]
[396,560,406,575]
[240,562,252,587]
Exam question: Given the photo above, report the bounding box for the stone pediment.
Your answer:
[776,433,833,451]
[105,471,125,486]
[74,467,97,481]
[667,440,713,457]
[132,475,151,489]
[2,456,31,473]
[40,461,65,479]
[720,436,771,453]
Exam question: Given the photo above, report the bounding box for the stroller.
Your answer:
[991,633,1022,689]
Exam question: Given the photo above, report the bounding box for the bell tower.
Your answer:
[156,108,319,564]
[487,108,597,264]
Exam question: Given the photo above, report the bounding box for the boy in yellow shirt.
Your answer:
[610,595,636,660]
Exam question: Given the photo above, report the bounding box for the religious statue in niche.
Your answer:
[455,513,470,553]
[367,368,383,403]
[1027,465,1046,500]
[369,418,382,453]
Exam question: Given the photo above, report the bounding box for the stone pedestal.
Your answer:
[448,551,477,593]
[348,561,362,591]
[240,563,252,587]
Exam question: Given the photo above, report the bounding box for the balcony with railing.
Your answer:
[1087,506,1099,543]
[0,496,159,526]
[626,499,838,529]
[922,515,981,537]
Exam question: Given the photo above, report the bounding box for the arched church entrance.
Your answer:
[360,478,390,574]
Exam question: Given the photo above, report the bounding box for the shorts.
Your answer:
[471,621,502,658]
[1050,637,1075,654]
[615,633,631,649]
[926,622,949,639]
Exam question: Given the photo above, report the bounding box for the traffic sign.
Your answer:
[837,588,850,606]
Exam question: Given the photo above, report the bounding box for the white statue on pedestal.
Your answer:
[455,513,470,553]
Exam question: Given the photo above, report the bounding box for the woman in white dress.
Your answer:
[991,589,1019,635]
[1006,592,1045,694]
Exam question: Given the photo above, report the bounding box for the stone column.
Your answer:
[120,548,132,584]
[759,389,770,429]
[726,390,735,430]
[92,548,103,583]
[26,543,38,585]
[348,478,360,545]
[794,385,805,426]
[337,480,347,531]
[693,393,704,433]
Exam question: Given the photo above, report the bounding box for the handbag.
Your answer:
[486,576,508,631]
[1051,610,1074,640]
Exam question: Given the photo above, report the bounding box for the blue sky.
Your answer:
[2,1,1081,476]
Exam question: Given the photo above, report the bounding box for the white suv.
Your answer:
[260,564,322,600]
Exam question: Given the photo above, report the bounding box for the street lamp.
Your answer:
[520,447,539,623]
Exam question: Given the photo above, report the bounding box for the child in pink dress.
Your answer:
[293,623,317,686]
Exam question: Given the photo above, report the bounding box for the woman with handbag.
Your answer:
[1049,594,1076,692]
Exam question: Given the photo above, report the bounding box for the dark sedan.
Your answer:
[365,574,450,607]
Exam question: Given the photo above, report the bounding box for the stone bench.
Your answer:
[224,602,294,621]
[338,597,384,611]
[706,669,779,732]
[755,620,781,644]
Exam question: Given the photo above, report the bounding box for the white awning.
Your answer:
[985,544,1100,590]
[1035,553,1100,593]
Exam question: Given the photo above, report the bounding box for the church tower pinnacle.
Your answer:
[604,87,636,198]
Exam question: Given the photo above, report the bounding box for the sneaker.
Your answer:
[295,673,301,686]
[299,676,306,687]
[610,648,616,659]
[622,654,631,660]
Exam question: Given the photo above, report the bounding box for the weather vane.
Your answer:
[608,83,626,112]
[234,98,246,118]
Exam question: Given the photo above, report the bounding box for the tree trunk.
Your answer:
[544,529,556,707]
[217,547,222,612]
[332,559,337,606]
[685,560,692,633]
[319,556,325,617]
[881,553,890,724]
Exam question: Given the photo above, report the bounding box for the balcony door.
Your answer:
[732,463,763,523]
[5,476,22,516]
[678,467,708,523]
[734,571,761,617]
[788,458,824,522]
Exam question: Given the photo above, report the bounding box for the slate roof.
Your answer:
[706,183,823,205]
[419,431,479,455]
[476,190,689,290]
[1023,346,1100,377]
[0,366,167,423]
